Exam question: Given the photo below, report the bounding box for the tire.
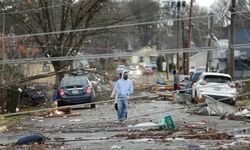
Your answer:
[229,99,236,106]
[90,103,96,109]
[57,101,64,107]
[191,90,195,103]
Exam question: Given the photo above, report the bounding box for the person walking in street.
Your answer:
[115,70,133,123]
[173,69,180,92]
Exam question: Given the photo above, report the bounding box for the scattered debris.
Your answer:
[195,96,238,116]
[197,106,217,116]
[181,132,231,140]
[113,131,174,139]
[187,143,199,148]
[69,118,81,122]
[159,116,176,130]
[152,85,174,92]
[43,107,81,118]
[133,122,159,131]
[0,126,8,133]
[16,134,45,145]
[235,109,250,117]
[110,145,122,149]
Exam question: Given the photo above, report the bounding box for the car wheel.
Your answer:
[57,101,64,107]
[90,103,96,109]
[229,99,236,106]
[191,90,195,103]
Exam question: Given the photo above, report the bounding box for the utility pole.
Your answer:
[176,1,180,71]
[229,0,236,80]
[181,21,186,74]
[187,0,193,74]
[206,12,214,72]
[1,13,5,113]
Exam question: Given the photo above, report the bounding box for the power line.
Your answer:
[1,10,250,39]
[1,44,250,65]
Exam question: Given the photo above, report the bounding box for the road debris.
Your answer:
[159,116,176,130]
[235,109,250,117]
[0,126,8,133]
[16,134,45,145]
[187,143,199,148]
[69,118,81,122]
[152,85,174,92]
[110,145,123,149]
[42,107,80,118]
[181,132,231,140]
[132,122,159,131]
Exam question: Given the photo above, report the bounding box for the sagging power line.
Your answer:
[1,10,250,39]
[0,44,250,65]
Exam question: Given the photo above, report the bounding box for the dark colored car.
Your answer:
[186,71,203,94]
[178,75,190,93]
[58,76,96,108]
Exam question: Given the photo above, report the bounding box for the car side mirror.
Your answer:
[235,82,241,88]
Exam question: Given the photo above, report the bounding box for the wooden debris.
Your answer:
[152,85,174,92]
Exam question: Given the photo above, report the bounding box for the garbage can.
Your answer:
[6,87,19,113]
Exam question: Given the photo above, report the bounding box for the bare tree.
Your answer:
[211,0,231,27]
[1,0,109,84]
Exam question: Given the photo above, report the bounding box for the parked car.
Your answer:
[58,76,96,108]
[191,72,236,105]
[186,71,204,94]
[178,75,190,93]
[128,64,142,76]
[143,66,154,75]
[128,64,139,70]
[195,67,206,72]
[146,63,157,70]
[116,65,127,74]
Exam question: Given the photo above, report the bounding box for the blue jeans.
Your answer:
[117,97,128,121]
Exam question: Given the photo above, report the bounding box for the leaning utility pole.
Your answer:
[176,2,180,71]
[187,0,193,74]
[206,12,214,72]
[229,0,236,80]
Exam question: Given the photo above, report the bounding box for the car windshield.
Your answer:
[204,75,231,83]
[190,72,202,81]
[61,77,88,87]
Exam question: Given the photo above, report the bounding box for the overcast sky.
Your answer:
[192,0,217,8]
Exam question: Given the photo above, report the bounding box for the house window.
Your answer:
[139,56,144,62]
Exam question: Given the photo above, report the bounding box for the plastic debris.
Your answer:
[0,126,8,133]
[110,145,122,149]
[69,118,81,122]
[187,143,199,148]
[159,116,176,130]
[16,134,45,145]
[133,122,158,130]
[235,109,250,117]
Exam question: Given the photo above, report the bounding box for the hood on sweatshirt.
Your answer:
[121,70,128,80]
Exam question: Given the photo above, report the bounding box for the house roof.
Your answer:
[133,46,158,57]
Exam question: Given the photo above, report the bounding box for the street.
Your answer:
[1,97,250,149]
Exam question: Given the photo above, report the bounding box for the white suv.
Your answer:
[192,72,236,105]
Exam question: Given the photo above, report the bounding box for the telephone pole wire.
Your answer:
[187,0,193,74]
[229,0,236,80]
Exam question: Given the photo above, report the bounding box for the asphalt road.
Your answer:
[1,98,250,149]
